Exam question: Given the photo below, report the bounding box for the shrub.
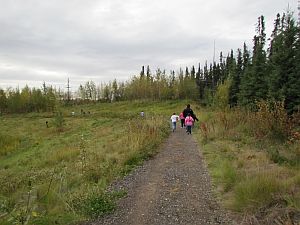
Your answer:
[53,111,65,132]
[213,79,230,110]
[70,189,126,218]
[249,101,290,140]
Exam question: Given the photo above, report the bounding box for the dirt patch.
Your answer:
[84,128,236,225]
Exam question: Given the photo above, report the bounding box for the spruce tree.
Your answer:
[212,62,221,88]
[229,48,242,106]
[0,89,7,113]
[290,25,300,112]
[282,13,300,113]
[225,50,236,83]
[242,42,250,73]
[196,63,205,100]
[191,66,196,80]
[140,66,145,78]
[268,13,285,101]
[146,65,151,80]
[185,67,190,78]
[239,16,267,107]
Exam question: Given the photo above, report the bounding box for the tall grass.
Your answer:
[195,101,300,222]
[232,171,283,212]
[0,132,20,156]
[0,100,183,225]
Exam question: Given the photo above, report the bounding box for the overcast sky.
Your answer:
[0,0,298,91]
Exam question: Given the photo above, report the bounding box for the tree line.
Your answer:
[81,12,299,113]
[0,12,299,114]
[0,83,56,114]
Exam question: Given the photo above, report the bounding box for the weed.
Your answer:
[8,180,38,225]
[82,191,127,218]
[79,134,87,174]
[200,122,208,143]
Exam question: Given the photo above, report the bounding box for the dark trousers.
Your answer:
[180,119,185,128]
[186,125,192,134]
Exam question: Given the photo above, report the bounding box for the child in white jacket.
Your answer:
[170,113,179,132]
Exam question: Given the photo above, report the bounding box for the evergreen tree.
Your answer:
[0,89,7,113]
[196,63,205,100]
[191,66,195,80]
[185,67,190,78]
[146,65,151,80]
[224,50,236,83]
[242,42,250,73]
[203,62,209,88]
[239,16,267,107]
[282,13,300,113]
[196,63,201,81]
[140,66,145,78]
[219,52,226,82]
[229,48,242,106]
[267,13,285,101]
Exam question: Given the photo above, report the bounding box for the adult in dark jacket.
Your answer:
[183,104,199,121]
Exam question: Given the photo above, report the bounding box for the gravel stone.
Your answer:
[84,128,237,225]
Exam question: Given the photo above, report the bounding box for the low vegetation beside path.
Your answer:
[0,100,185,225]
[194,101,300,224]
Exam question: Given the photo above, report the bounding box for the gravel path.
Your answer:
[86,127,236,225]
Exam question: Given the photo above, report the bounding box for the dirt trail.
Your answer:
[87,127,235,225]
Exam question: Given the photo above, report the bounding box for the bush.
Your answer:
[71,190,126,218]
[213,80,230,110]
[250,101,290,140]
[53,111,65,132]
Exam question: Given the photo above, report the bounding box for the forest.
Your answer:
[0,13,299,115]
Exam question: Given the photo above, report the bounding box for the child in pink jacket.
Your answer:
[179,112,185,128]
[185,113,194,135]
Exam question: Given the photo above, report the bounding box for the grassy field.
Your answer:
[1,100,299,224]
[0,100,188,225]
[194,107,300,223]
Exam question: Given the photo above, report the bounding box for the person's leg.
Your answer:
[172,122,176,132]
[187,126,191,134]
[181,119,184,128]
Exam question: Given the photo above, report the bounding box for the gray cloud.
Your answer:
[0,0,298,90]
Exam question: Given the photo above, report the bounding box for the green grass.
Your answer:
[194,107,300,218]
[0,100,190,225]
[232,172,283,211]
